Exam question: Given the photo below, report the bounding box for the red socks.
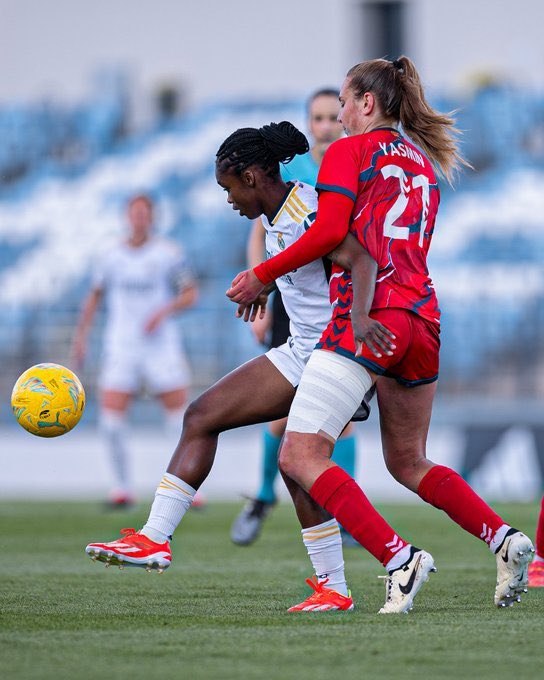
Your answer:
[418,465,504,546]
[310,466,407,567]
[309,463,509,564]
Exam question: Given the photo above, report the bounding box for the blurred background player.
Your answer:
[528,495,544,586]
[72,193,198,507]
[230,89,360,546]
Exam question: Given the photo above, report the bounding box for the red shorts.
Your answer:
[316,308,440,386]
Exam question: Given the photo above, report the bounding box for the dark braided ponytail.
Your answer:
[216,121,309,177]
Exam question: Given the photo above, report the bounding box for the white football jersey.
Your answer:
[262,182,331,355]
[92,237,194,350]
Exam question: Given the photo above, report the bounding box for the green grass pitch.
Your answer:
[1,500,542,679]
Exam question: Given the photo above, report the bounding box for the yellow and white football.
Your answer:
[11,363,85,437]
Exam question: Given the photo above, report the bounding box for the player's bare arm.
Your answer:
[246,217,267,269]
[227,192,353,305]
[72,287,103,366]
[144,282,198,334]
[234,218,270,324]
[329,234,396,359]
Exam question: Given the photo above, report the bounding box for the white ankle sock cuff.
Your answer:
[301,519,347,595]
[385,544,413,573]
[302,518,340,545]
[158,473,196,500]
[489,524,511,553]
[141,474,196,543]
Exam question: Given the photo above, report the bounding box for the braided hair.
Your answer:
[216,121,309,178]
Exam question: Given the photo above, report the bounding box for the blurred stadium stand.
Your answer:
[0,71,127,194]
[1,82,544,429]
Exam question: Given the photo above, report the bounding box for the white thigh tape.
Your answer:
[286,349,373,441]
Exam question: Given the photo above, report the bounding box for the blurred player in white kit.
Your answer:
[73,194,198,506]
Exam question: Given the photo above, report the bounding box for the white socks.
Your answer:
[385,544,413,573]
[302,519,348,596]
[141,473,196,544]
[101,410,131,493]
[489,524,512,554]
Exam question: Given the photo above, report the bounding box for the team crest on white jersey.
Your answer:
[262,182,331,352]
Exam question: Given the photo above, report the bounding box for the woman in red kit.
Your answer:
[228,56,534,609]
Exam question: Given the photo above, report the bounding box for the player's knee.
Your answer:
[384,450,425,487]
[182,397,212,435]
[277,434,299,480]
[385,457,405,484]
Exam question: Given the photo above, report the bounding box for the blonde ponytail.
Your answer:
[347,56,471,184]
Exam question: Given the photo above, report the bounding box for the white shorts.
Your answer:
[265,337,312,387]
[99,342,191,394]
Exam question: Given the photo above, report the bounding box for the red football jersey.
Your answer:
[316,128,441,326]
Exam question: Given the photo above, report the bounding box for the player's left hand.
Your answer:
[236,293,268,323]
[144,309,167,334]
[352,313,396,358]
[226,269,265,305]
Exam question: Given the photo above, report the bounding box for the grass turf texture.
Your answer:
[1,501,542,680]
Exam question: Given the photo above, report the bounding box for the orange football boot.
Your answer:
[528,560,544,587]
[288,576,354,612]
[85,528,171,572]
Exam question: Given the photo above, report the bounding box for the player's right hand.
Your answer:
[352,313,396,359]
[236,294,268,323]
[227,269,265,305]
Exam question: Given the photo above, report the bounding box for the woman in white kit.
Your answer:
[84,123,416,615]
[73,193,198,506]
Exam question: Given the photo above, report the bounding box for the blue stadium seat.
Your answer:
[1,90,544,420]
